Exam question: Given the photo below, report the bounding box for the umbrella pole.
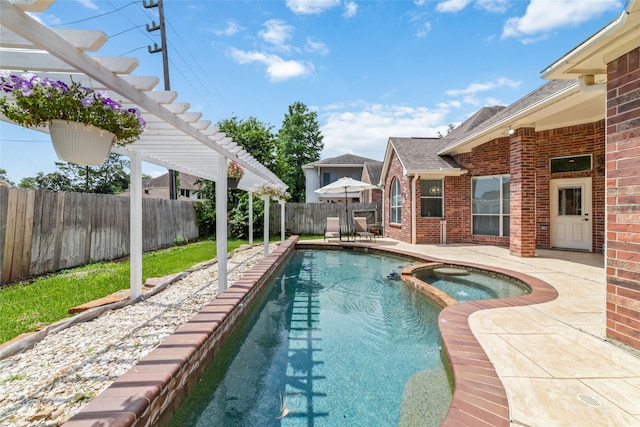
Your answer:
[344,187,349,238]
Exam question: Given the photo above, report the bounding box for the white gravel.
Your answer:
[0,244,274,427]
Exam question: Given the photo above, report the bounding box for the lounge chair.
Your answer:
[354,217,375,241]
[324,217,342,241]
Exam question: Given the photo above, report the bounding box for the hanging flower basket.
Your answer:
[251,182,290,200]
[49,120,115,166]
[0,72,145,165]
[227,177,240,189]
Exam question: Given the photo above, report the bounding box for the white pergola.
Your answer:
[0,0,287,295]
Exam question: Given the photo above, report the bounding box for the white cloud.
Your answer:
[214,19,245,36]
[286,0,341,15]
[502,0,622,41]
[436,0,508,13]
[259,19,294,50]
[343,2,358,18]
[436,0,472,13]
[227,48,313,82]
[77,0,99,10]
[417,21,432,38]
[305,38,330,55]
[446,77,520,96]
[318,102,451,160]
[477,0,508,13]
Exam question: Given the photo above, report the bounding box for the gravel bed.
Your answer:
[0,244,274,427]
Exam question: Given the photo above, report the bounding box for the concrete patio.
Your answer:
[359,238,640,426]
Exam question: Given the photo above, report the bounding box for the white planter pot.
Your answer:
[49,119,115,166]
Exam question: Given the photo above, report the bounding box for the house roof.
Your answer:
[379,137,464,184]
[303,153,381,167]
[438,78,604,155]
[363,161,383,185]
[439,0,640,157]
[144,172,201,190]
[391,137,462,172]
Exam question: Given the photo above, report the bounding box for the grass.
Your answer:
[0,239,248,344]
[0,235,322,345]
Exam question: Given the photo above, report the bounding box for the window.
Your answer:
[390,177,402,224]
[322,172,337,187]
[472,175,510,237]
[550,155,591,173]
[420,179,443,217]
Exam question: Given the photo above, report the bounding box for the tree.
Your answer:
[193,116,279,238]
[437,123,456,138]
[0,168,15,186]
[217,116,277,171]
[275,102,323,202]
[16,154,130,194]
[20,171,72,191]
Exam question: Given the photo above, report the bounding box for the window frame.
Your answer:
[390,177,402,224]
[471,174,510,237]
[420,178,443,218]
[550,154,592,174]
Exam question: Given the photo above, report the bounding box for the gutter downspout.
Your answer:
[411,175,418,244]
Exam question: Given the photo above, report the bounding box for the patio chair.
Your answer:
[354,217,375,241]
[324,217,342,241]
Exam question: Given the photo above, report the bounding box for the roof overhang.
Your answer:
[379,139,406,187]
[541,0,640,81]
[406,169,467,178]
[438,81,604,156]
[0,0,285,191]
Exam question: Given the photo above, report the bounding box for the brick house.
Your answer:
[380,1,640,350]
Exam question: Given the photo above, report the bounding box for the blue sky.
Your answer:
[0,0,626,183]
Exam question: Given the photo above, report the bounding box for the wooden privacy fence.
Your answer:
[270,202,381,235]
[0,187,199,283]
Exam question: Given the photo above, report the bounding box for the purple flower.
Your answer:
[81,97,94,107]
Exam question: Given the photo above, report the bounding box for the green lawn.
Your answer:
[0,239,246,344]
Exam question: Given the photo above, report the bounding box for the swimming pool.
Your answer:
[169,250,453,426]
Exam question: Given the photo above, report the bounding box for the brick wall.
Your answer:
[385,122,605,250]
[360,166,383,205]
[535,121,606,251]
[605,47,640,351]
[384,151,411,242]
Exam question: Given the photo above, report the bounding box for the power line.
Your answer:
[49,1,137,27]
[109,25,146,39]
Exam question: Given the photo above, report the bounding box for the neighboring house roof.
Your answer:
[143,172,202,191]
[121,172,203,200]
[363,161,383,185]
[303,153,381,167]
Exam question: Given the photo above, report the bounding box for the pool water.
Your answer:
[413,267,530,302]
[170,250,452,427]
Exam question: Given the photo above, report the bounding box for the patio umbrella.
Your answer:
[315,177,378,233]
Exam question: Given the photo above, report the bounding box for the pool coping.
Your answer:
[63,239,558,426]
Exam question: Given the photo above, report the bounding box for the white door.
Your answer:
[550,177,592,251]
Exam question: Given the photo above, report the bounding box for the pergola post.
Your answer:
[216,155,228,291]
[248,191,254,246]
[129,150,143,299]
[262,195,270,256]
[279,199,286,241]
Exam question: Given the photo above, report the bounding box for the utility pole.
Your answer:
[144,0,176,199]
